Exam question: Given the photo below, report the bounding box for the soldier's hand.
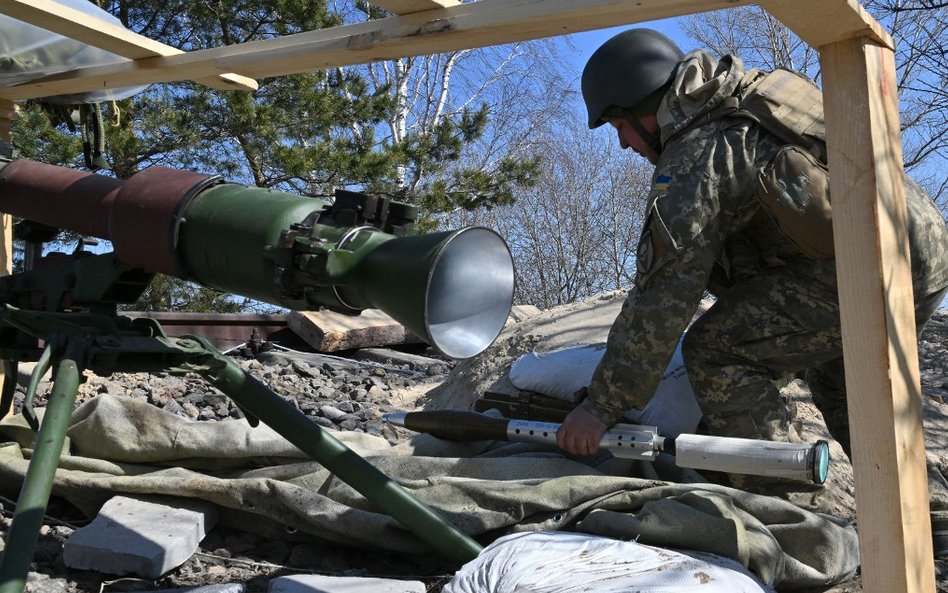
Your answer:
[556,406,607,457]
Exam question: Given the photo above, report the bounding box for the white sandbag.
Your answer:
[508,337,702,437]
[509,343,606,402]
[442,531,774,593]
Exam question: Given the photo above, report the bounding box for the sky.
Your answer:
[565,18,689,74]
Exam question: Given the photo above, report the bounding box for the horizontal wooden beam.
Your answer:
[761,0,893,50]
[0,0,257,92]
[371,0,461,15]
[0,0,755,101]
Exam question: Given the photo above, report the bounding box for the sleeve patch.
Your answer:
[637,231,656,276]
[653,174,672,192]
[635,199,680,289]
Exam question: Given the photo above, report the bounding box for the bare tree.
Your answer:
[682,7,820,75]
[446,113,652,309]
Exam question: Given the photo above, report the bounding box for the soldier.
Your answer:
[556,29,948,505]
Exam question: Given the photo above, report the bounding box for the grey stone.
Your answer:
[63,495,218,578]
[24,572,69,593]
[319,405,347,421]
[311,416,335,429]
[182,402,201,419]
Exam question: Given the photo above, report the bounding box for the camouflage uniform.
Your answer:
[581,51,948,471]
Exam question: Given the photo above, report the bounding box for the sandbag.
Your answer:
[442,531,774,593]
[508,337,701,437]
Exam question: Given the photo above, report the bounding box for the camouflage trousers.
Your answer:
[681,260,947,508]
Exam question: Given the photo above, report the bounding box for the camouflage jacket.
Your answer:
[580,50,948,426]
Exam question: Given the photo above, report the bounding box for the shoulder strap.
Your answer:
[662,96,744,146]
[662,69,827,164]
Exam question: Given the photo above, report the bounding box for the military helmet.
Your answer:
[581,28,684,129]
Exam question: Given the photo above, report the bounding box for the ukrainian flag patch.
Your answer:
[653,175,672,192]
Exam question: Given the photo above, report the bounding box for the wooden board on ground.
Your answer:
[351,348,447,372]
[290,305,542,353]
[289,309,424,353]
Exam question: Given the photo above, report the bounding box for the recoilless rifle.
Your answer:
[0,157,516,593]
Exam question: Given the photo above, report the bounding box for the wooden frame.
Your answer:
[0,1,935,592]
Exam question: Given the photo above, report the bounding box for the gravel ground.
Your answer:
[1,309,948,593]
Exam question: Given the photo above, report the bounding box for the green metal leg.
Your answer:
[0,357,80,593]
[207,355,483,563]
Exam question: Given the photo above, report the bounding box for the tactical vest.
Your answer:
[738,68,826,162]
[679,68,835,260]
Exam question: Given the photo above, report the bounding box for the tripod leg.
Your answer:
[195,342,483,564]
[0,357,80,593]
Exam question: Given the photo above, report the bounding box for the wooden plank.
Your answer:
[0,99,13,420]
[288,304,539,352]
[820,37,935,593]
[371,0,461,15]
[0,0,756,101]
[761,0,893,49]
[0,0,257,92]
[288,309,423,352]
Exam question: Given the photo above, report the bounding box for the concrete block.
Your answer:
[268,574,426,593]
[63,494,218,578]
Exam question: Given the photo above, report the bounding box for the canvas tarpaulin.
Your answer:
[0,394,859,590]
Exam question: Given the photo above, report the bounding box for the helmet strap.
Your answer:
[627,116,663,155]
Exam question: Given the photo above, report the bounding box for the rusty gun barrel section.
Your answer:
[0,159,220,276]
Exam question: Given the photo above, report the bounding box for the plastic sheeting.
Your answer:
[443,531,775,593]
[0,0,148,103]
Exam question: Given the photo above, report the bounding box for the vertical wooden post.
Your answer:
[0,100,13,278]
[820,38,935,593]
[0,99,13,421]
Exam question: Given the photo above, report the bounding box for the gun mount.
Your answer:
[0,159,515,593]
